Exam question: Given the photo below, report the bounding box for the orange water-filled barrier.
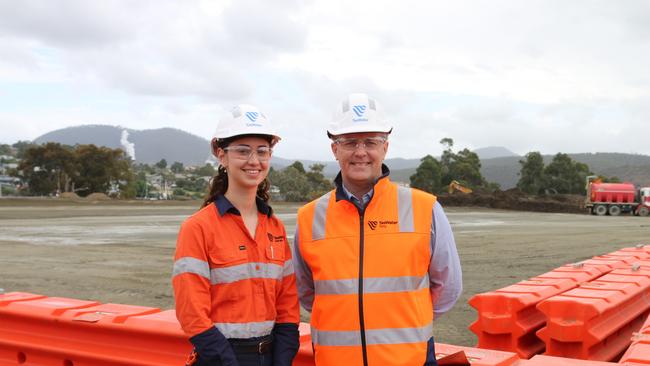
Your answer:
[435,343,520,365]
[469,259,621,358]
[618,275,650,366]
[515,354,618,365]
[0,292,190,365]
[536,265,650,361]
[469,245,650,359]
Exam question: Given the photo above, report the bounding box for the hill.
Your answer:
[32,125,650,187]
[34,125,212,165]
[392,153,650,188]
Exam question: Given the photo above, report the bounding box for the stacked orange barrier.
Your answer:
[469,261,619,358]
[536,265,650,361]
[619,322,650,365]
[470,246,650,359]
[435,343,520,365]
[515,354,617,365]
[0,292,190,365]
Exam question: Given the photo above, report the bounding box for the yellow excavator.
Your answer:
[448,180,473,194]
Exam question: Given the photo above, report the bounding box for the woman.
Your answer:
[172,104,300,366]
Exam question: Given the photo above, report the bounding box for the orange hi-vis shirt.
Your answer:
[172,196,299,339]
[296,176,437,366]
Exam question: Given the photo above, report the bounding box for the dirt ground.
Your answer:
[1,197,649,347]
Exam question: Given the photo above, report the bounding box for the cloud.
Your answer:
[2,0,650,159]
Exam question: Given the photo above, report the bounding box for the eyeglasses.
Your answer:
[334,137,387,151]
[223,145,273,161]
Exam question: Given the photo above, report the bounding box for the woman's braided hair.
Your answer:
[201,134,273,208]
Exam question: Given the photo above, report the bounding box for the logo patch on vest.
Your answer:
[367,220,398,230]
[267,233,284,242]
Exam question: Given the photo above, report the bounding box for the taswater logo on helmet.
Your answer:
[245,112,259,122]
[352,105,368,122]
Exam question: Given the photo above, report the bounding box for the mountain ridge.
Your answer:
[33,125,650,188]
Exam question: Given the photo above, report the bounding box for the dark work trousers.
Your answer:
[234,351,273,366]
[194,351,272,366]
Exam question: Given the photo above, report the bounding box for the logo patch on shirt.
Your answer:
[239,245,246,250]
[267,233,284,242]
[367,220,398,230]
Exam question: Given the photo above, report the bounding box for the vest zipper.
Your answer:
[358,209,368,366]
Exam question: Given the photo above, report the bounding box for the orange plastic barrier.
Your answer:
[0,292,190,365]
[469,262,614,358]
[602,248,650,262]
[435,343,520,365]
[536,265,650,361]
[618,288,650,365]
[514,354,617,365]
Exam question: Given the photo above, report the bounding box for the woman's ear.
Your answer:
[213,139,227,168]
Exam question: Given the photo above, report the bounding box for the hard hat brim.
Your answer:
[326,125,392,138]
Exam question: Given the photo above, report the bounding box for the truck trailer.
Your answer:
[585,176,650,216]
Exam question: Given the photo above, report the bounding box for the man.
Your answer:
[293,93,462,366]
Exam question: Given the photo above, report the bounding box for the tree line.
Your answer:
[16,142,134,197]
[7,139,606,200]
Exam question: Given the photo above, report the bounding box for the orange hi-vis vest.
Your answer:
[173,198,299,339]
[297,176,437,366]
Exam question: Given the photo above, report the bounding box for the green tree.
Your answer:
[438,138,486,188]
[195,164,216,177]
[170,161,184,173]
[17,143,77,195]
[305,164,333,200]
[0,144,12,156]
[544,153,591,194]
[517,151,545,194]
[289,161,306,174]
[410,155,442,194]
[155,159,168,170]
[275,166,311,201]
[75,144,134,197]
[12,141,37,159]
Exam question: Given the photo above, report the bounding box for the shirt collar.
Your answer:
[334,164,391,203]
[214,194,273,217]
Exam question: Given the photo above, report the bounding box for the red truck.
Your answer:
[585,176,650,216]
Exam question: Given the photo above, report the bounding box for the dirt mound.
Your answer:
[438,189,585,214]
[59,192,81,200]
[85,193,112,201]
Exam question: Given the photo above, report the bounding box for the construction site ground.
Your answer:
[1,197,649,347]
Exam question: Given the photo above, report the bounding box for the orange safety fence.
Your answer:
[514,354,618,365]
[618,304,650,365]
[469,255,632,358]
[435,343,520,366]
[0,292,190,366]
[0,292,319,366]
[536,264,650,361]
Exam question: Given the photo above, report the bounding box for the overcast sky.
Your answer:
[1,0,649,161]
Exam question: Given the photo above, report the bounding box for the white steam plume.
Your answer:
[120,130,136,160]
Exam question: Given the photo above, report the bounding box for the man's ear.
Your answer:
[331,141,338,160]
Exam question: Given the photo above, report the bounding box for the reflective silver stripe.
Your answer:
[210,262,283,284]
[312,322,433,346]
[283,259,295,277]
[315,275,428,295]
[215,320,275,338]
[312,192,331,241]
[397,186,414,232]
[172,257,210,280]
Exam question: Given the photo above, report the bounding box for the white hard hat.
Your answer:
[327,93,392,138]
[214,104,281,142]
